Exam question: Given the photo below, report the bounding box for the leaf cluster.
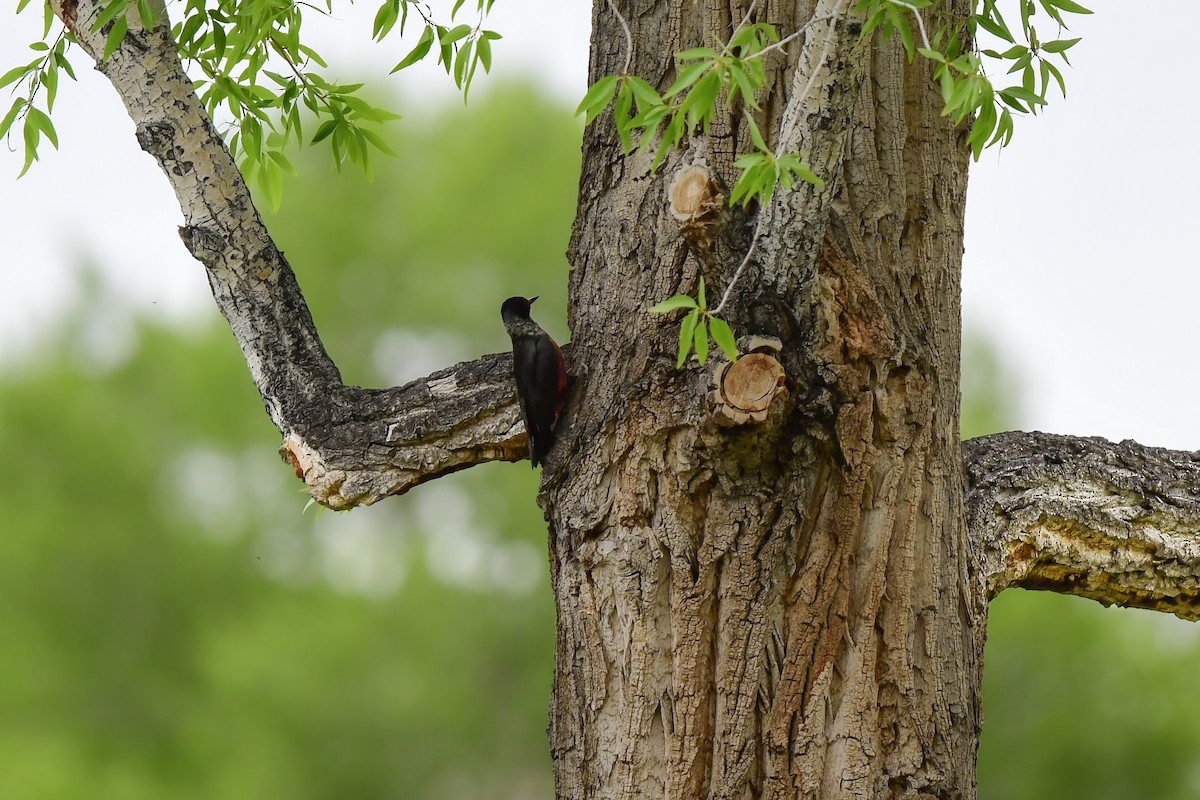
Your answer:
[386,14,501,101]
[2,0,502,204]
[1,4,76,178]
[649,277,738,368]
[575,21,821,208]
[730,115,822,208]
[858,0,1090,160]
[167,0,406,208]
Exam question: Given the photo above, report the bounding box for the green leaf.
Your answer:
[359,126,397,156]
[341,95,401,123]
[613,81,633,152]
[697,275,706,309]
[727,61,760,109]
[266,148,296,175]
[0,97,25,140]
[453,39,473,89]
[966,94,996,160]
[1041,37,1081,53]
[709,316,737,361]
[390,26,432,73]
[894,11,915,60]
[310,119,337,144]
[730,154,769,207]
[650,113,684,172]
[693,317,708,365]
[575,74,619,125]
[54,50,77,81]
[92,0,129,32]
[1001,85,1046,106]
[681,70,721,132]
[1041,58,1066,97]
[26,106,56,148]
[257,157,283,211]
[136,0,156,29]
[1044,0,1092,13]
[625,76,662,108]
[783,156,823,187]
[477,36,492,72]
[973,12,1014,42]
[744,112,769,153]
[439,24,472,45]
[0,64,32,90]
[677,309,699,367]
[102,16,129,63]
[676,46,720,61]
[372,0,398,41]
[209,24,227,63]
[664,59,711,99]
[178,14,203,49]
[42,67,58,113]
[648,294,698,313]
[19,113,40,177]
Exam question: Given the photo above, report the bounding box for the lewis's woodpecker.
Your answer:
[501,296,568,467]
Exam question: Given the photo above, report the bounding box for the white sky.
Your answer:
[1,1,1197,452]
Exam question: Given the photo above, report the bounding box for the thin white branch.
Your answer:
[606,0,634,75]
[734,0,759,39]
[750,12,837,62]
[713,220,762,315]
[887,0,932,51]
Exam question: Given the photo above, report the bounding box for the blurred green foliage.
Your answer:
[1,80,1198,800]
[982,593,1200,800]
[0,84,573,800]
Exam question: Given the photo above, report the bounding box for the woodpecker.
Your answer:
[501,296,568,467]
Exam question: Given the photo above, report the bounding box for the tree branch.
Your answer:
[280,353,526,509]
[964,431,1200,620]
[52,0,525,508]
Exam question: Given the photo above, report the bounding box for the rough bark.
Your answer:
[547,1,980,797]
[47,0,1200,798]
[965,431,1200,620]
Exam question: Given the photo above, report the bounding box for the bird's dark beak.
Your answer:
[529,296,539,304]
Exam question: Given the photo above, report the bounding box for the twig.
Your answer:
[734,0,759,36]
[886,0,932,50]
[749,12,837,61]
[713,218,763,314]
[606,0,634,75]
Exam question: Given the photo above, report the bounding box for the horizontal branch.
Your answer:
[964,431,1200,620]
[280,353,526,509]
[53,0,527,508]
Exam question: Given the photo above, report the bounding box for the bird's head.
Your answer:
[501,295,538,323]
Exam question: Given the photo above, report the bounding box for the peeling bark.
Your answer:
[965,431,1200,620]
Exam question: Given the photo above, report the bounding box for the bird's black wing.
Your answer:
[525,336,563,466]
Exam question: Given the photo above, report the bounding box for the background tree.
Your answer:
[2,0,1200,796]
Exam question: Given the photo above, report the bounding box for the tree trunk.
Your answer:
[545,1,980,797]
